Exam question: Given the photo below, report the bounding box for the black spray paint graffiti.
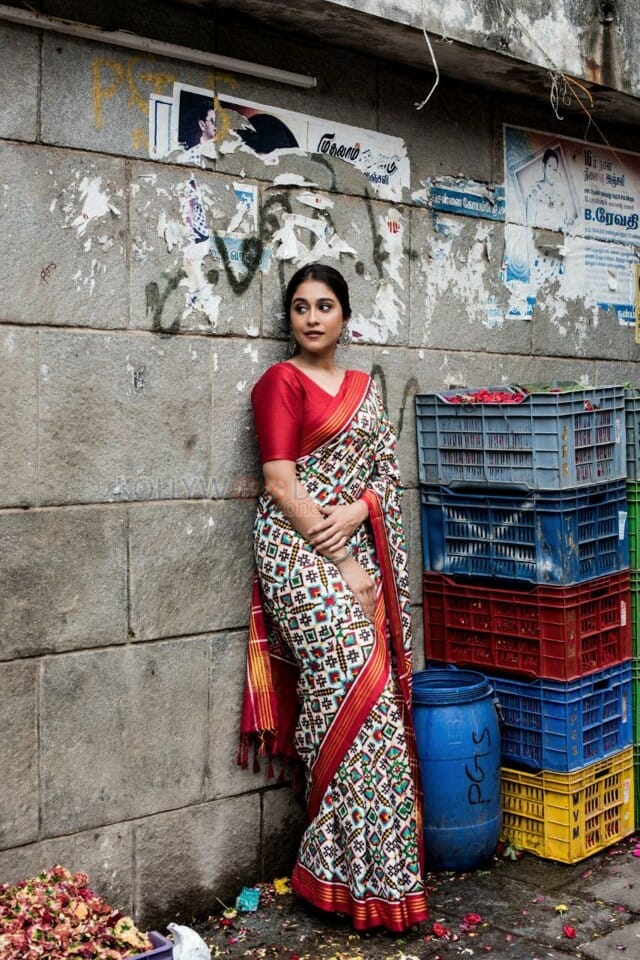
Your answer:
[145,267,187,334]
[145,162,408,336]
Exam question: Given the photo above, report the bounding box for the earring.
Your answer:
[288,331,298,355]
[339,324,350,347]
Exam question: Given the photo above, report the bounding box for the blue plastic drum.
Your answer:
[412,668,502,871]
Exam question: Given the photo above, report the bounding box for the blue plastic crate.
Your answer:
[488,662,632,772]
[416,384,626,489]
[420,480,629,584]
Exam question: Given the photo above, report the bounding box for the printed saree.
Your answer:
[240,371,428,932]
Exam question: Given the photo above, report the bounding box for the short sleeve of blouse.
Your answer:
[251,363,302,463]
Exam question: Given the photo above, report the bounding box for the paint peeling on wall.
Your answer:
[49,170,125,296]
[243,343,260,364]
[351,280,405,344]
[380,209,404,287]
[421,216,505,330]
[71,176,121,236]
[271,212,357,266]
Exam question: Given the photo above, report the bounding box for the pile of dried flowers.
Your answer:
[0,865,151,960]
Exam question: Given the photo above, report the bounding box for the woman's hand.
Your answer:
[308,501,368,554]
[337,556,376,623]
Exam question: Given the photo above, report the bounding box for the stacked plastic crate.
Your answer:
[416,384,634,864]
[624,389,640,825]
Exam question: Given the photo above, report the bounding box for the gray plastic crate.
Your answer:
[416,384,626,490]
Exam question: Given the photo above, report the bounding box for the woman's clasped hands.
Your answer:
[308,502,376,623]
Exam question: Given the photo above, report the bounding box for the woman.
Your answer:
[239,263,428,932]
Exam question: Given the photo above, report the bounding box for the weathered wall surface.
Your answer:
[2,3,640,926]
[330,0,640,99]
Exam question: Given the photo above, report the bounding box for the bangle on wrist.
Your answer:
[333,549,350,566]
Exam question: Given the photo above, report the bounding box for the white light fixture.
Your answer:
[0,2,317,88]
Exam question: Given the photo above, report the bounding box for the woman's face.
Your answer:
[289,279,345,358]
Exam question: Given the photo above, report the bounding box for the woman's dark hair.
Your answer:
[542,147,559,167]
[284,263,352,322]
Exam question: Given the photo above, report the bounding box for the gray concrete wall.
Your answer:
[2,3,640,928]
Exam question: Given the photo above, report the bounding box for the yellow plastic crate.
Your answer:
[501,747,634,863]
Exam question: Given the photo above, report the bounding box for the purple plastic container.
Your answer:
[132,931,173,960]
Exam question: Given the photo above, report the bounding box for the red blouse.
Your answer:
[251,362,360,463]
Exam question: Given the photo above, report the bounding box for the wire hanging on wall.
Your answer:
[415,26,440,110]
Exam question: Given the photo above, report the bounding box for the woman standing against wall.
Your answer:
[240,263,428,932]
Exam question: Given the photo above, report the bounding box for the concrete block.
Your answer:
[261,787,306,879]
[262,193,410,346]
[218,20,377,130]
[0,823,133,915]
[0,327,37,507]
[578,870,640,912]
[401,485,422,605]
[380,65,492,187]
[41,637,210,834]
[38,331,210,504]
[371,344,445,489]
[0,661,38,848]
[0,23,39,141]
[0,508,127,660]
[41,34,204,159]
[129,499,254,640]
[207,631,270,799]
[133,793,260,925]
[532,291,630,359]
[410,603,426,672]
[581,923,640,960]
[0,143,127,328]
[129,161,263,337]
[408,207,532,354]
[596,359,638,384]
[211,338,287,500]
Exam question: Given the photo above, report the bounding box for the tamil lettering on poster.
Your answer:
[503,125,640,323]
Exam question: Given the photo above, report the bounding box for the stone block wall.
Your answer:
[1,8,639,925]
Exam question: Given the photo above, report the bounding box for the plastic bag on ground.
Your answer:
[167,923,211,960]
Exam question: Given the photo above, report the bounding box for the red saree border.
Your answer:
[292,863,429,932]
[306,593,389,820]
[361,488,425,865]
[299,370,371,458]
[239,575,298,769]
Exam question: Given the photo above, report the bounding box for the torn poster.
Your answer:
[503,124,640,323]
[150,82,410,200]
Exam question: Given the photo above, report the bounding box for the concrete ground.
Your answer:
[185,834,640,960]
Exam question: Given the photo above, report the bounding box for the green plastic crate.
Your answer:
[628,482,640,568]
[631,571,640,659]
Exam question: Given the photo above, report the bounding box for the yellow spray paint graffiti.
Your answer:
[91,54,240,152]
[91,53,176,148]
[92,58,124,131]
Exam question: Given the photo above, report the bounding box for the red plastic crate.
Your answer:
[423,571,631,681]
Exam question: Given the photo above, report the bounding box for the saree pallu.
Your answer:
[240,373,428,932]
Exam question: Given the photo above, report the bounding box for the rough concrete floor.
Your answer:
[184,835,640,960]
